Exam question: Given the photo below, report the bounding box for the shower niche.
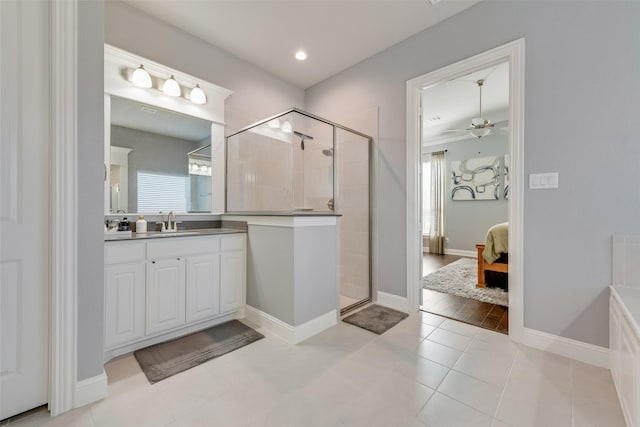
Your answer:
[226,109,372,315]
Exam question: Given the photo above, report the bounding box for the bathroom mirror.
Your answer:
[106,95,213,214]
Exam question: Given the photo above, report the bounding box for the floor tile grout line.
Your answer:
[491,344,521,422]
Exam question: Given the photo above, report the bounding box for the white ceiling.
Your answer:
[122,0,481,89]
[421,61,509,145]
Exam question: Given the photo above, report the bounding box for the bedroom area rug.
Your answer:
[422,258,508,307]
[134,320,264,383]
[342,304,409,334]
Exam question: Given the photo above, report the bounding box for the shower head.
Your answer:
[322,148,334,157]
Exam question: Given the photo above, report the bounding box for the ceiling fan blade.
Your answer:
[492,120,509,128]
[441,128,468,134]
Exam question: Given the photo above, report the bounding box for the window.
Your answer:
[137,171,189,212]
[422,159,431,235]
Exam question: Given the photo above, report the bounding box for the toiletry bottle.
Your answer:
[118,217,131,231]
[136,215,147,233]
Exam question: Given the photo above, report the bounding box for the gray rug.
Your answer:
[134,320,264,383]
[343,304,409,334]
[422,258,508,306]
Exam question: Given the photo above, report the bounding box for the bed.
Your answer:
[476,222,508,288]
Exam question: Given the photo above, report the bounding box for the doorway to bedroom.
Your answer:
[418,60,510,333]
[407,38,524,340]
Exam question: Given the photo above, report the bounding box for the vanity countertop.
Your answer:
[104,227,245,242]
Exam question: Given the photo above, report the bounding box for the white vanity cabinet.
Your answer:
[146,257,186,335]
[104,233,246,359]
[610,287,640,427]
[104,242,146,349]
[220,235,246,313]
[186,253,221,323]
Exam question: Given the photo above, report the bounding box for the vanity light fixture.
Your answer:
[131,64,152,88]
[267,119,281,128]
[281,120,293,134]
[190,84,207,105]
[162,75,181,97]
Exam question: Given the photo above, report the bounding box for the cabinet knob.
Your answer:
[177,257,181,261]
[152,260,156,264]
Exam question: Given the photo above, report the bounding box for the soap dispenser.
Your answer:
[136,215,147,233]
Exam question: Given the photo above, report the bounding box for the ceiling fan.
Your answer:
[444,79,507,139]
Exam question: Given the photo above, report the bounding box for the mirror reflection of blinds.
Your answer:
[137,171,188,212]
[422,160,431,235]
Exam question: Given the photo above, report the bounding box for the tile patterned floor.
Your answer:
[6,312,625,427]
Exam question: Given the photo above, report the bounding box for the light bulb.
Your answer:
[295,51,307,61]
[281,120,292,134]
[162,75,181,96]
[132,65,152,88]
[267,119,280,128]
[470,127,491,139]
[190,84,207,104]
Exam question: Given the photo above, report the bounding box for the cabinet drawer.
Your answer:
[221,234,245,251]
[105,242,146,264]
[147,236,220,259]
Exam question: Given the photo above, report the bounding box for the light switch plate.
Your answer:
[529,172,559,189]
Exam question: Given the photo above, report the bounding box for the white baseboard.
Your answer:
[376,291,408,312]
[444,249,477,258]
[74,370,108,408]
[244,305,337,344]
[523,328,610,369]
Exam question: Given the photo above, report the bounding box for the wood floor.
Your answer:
[421,253,508,334]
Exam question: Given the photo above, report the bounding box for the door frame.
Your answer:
[406,39,525,342]
[50,0,79,416]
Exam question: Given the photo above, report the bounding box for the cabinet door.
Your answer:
[186,253,220,323]
[104,262,145,349]
[147,258,186,335]
[620,316,639,427]
[220,250,245,313]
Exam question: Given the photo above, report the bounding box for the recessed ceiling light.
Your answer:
[295,51,307,61]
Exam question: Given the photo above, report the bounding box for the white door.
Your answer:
[186,253,220,323]
[147,258,186,335]
[104,263,146,349]
[0,0,50,419]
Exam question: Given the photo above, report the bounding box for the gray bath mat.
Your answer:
[134,320,264,383]
[342,304,408,335]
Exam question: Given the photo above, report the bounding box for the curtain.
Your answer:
[429,151,446,254]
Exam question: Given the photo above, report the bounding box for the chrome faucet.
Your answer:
[167,211,176,231]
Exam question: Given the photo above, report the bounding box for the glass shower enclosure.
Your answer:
[225,109,372,313]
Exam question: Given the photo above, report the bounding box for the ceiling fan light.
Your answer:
[162,75,181,96]
[131,65,152,88]
[470,127,491,139]
[190,84,207,104]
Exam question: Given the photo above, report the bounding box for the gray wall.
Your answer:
[77,0,105,381]
[426,134,508,252]
[293,226,339,325]
[306,1,640,347]
[110,125,199,212]
[105,1,305,133]
[246,225,339,327]
[246,226,295,325]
